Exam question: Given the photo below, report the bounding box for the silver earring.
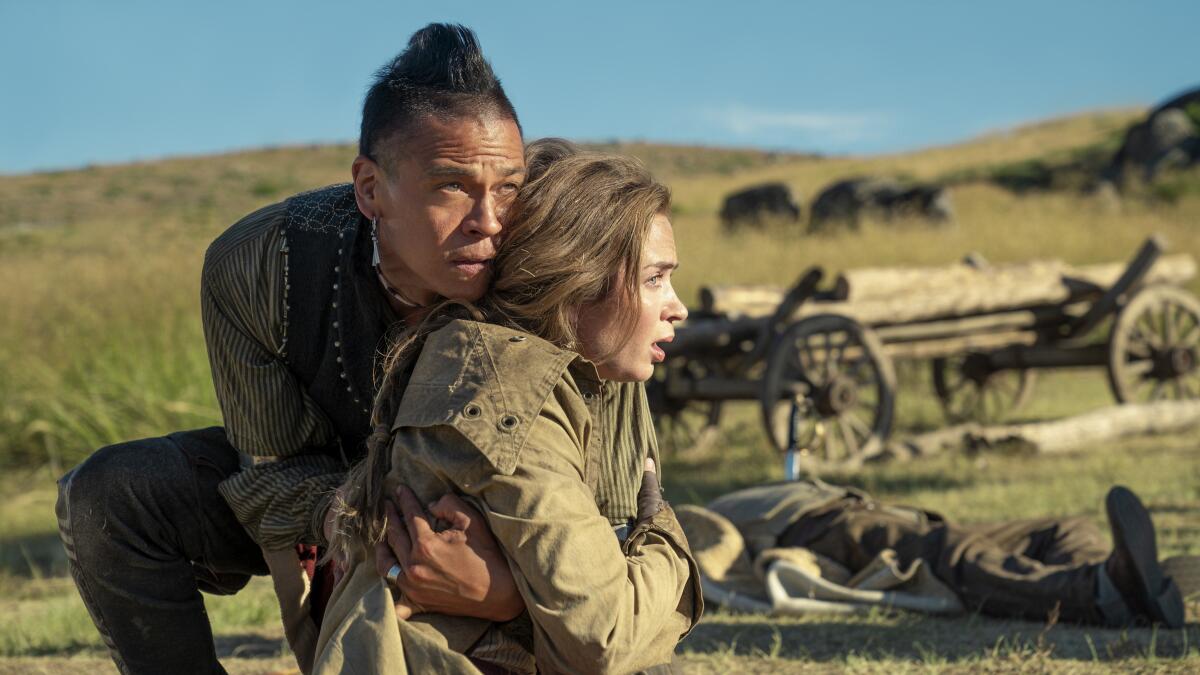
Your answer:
[370,216,381,267]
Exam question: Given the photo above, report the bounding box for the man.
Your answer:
[680,481,1185,628]
[56,24,580,673]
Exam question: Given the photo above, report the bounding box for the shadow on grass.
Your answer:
[831,471,976,498]
[681,613,1200,663]
[11,633,286,660]
[0,533,68,578]
[214,633,288,660]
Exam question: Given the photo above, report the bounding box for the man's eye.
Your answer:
[498,182,519,195]
[440,182,464,192]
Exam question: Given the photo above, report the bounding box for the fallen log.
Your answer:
[880,400,1200,461]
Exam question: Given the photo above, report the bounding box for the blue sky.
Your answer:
[1,1,1197,174]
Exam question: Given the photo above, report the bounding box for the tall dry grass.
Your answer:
[1,110,1198,470]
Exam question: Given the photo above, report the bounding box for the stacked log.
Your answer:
[690,239,1196,362]
[698,254,1196,325]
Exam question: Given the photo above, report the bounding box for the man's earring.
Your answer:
[370,216,381,267]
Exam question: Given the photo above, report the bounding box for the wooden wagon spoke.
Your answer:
[1125,337,1154,359]
[844,411,871,438]
[993,373,1019,397]
[946,371,971,395]
[810,420,829,452]
[844,359,871,387]
[1138,313,1166,349]
[1154,306,1171,346]
[1165,303,1181,345]
[1181,377,1200,399]
[1123,359,1153,377]
[828,332,849,365]
[983,386,1004,418]
[1129,376,1155,403]
[1178,321,1200,349]
[803,335,823,384]
[837,419,860,459]
[790,341,810,376]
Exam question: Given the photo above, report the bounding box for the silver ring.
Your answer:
[385,563,404,587]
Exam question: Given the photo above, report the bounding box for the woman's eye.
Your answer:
[646,274,663,287]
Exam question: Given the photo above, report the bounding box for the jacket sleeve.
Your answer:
[201,202,343,548]
[397,403,701,674]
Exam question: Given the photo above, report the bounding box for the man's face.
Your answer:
[355,114,525,305]
[578,215,688,382]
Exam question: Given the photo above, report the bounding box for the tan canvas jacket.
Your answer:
[309,319,702,674]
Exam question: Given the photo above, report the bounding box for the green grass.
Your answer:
[1,109,1199,672]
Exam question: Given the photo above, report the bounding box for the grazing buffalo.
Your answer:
[1105,85,1200,186]
[808,177,953,233]
[719,182,802,232]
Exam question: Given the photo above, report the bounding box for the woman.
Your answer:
[315,142,702,674]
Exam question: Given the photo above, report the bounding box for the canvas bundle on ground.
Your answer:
[675,482,963,616]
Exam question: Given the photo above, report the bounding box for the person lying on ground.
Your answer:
[317,148,703,674]
[679,479,1184,628]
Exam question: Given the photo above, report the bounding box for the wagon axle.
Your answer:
[814,376,859,416]
[1152,346,1196,379]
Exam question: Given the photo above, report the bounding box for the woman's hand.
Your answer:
[375,485,524,622]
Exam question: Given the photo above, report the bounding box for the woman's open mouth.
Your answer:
[650,343,666,363]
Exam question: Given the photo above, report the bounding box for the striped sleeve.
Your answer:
[201,202,342,548]
[592,381,659,525]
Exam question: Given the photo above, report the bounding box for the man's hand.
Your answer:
[375,486,524,622]
[635,457,663,524]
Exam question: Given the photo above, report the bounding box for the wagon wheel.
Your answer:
[1108,285,1200,403]
[760,314,895,471]
[931,354,1037,424]
[650,358,725,454]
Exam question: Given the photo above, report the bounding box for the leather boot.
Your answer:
[1103,486,1184,629]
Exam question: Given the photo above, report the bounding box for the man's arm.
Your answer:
[201,203,343,548]
[400,416,701,674]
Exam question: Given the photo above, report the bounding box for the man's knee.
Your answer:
[61,437,181,508]
[57,436,196,552]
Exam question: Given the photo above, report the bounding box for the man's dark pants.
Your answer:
[781,496,1110,624]
[56,427,268,675]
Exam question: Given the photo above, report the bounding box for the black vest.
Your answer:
[281,183,396,463]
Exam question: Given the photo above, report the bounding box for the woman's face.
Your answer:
[577,214,687,382]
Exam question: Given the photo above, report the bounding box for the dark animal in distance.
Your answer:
[719,183,802,232]
[1105,85,1200,187]
[809,177,953,234]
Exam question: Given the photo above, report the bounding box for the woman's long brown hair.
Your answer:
[329,139,671,559]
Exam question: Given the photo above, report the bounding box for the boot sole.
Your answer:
[1106,486,1184,629]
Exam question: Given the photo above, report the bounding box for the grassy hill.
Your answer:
[3,102,1199,495]
[2,108,1199,671]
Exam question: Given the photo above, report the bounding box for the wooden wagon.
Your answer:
[646,236,1200,473]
